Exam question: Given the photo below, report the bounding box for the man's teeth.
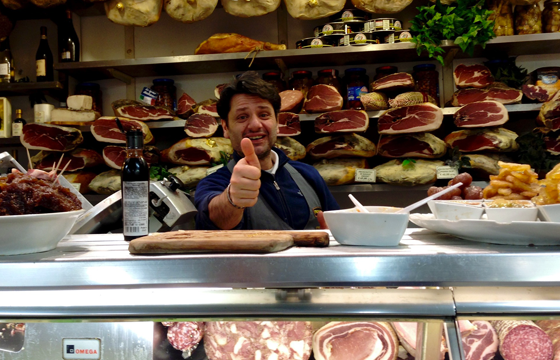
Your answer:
[249,136,264,140]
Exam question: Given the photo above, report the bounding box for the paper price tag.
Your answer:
[354,169,376,183]
[206,164,224,176]
[436,166,459,179]
[70,183,81,192]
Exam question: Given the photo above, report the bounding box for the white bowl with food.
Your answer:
[0,210,84,255]
[323,206,409,246]
[428,200,484,221]
[537,204,560,222]
[484,199,538,223]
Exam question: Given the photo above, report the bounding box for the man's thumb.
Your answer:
[241,138,260,169]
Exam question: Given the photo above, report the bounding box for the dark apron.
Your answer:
[227,160,321,230]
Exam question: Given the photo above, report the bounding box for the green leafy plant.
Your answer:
[149,164,171,181]
[516,132,560,174]
[411,0,496,65]
[446,146,471,169]
[484,58,528,89]
[210,151,231,167]
[402,158,417,170]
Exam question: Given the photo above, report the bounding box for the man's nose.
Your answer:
[247,113,263,130]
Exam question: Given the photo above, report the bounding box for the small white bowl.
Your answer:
[537,204,560,222]
[428,200,484,221]
[0,210,84,255]
[323,206,409,246]
[484,200,538,223]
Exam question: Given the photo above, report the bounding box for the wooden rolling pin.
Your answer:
[128,230,330,254]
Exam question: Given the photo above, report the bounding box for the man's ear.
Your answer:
[221,119,229,139]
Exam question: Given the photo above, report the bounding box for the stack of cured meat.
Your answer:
[445,64,521,176]
[159,318,560,360]
[161,90,233,188]
[537,91,560,156]
[362,72,446,186]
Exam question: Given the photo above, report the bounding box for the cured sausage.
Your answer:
[490,320,553,360]
[167,322,204,356]
[535,320,560,360]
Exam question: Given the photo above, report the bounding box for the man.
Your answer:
[194,72,339,230]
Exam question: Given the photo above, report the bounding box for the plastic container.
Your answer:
[262,71,286,93]
[299,36,334,48]
[316,69,343,95]
[375,66,398,80]
[75,82,103,114]
[413,64,440,104]
[151,78,176,111]
[330,8,368,22]
[322,22,346,35]
[368,18,402,31]
[515,4,542,34]
[487,0,514,36]
[344,68,369,110]
[344,20,366,33]
[394,30,413,43]
[289,70,314,98]
[322,34,344,46]
[346,31,381,46]
[543,1,560,33]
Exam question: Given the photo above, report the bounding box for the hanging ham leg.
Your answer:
[195,33,287,54]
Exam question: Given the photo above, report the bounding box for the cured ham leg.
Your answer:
[195,33,286,54]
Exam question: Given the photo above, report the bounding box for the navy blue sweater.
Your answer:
[194,148,339,230]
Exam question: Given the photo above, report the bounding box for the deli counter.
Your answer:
[1,230,560,360]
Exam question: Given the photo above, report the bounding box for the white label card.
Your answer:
[70,183,81,192]
[355,169,376,183]
[0,63,8,75]
[436,166,459,179]
[206,164,224,176]
[62,339,101,360]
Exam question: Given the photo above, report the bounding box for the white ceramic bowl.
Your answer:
[538,204,560,222]
[484,200,538,223]
[323,206,409,246]
[428,200,484,221]
[0,210,84,256]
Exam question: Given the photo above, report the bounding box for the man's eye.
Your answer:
[237,115,247,121]
[260,112,270,118]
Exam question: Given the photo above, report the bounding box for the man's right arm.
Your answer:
[204,139,262,230]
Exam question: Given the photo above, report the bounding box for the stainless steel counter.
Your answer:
[1,228,560,290]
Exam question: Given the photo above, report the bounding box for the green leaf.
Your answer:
[402,158,417,170]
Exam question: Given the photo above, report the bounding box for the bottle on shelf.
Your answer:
[0,38,15,83]
[11,109,26,137]
[121,129,150,241]
[36,26,54,82]
[58,9,80,62]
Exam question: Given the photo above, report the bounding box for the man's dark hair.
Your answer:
[217,71,281,123]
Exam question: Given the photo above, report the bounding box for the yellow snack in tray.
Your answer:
[532,163,560,205]
[483,161,539,201]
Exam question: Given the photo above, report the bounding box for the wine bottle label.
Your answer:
[0,64,8,76]
[12,123,22,136]
[36,59,46,76]
[62,51,71,60]
[122,181,149,236]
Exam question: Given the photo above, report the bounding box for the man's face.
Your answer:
[222,94,278,160]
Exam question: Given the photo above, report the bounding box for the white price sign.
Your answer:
[436,166,459,179]
[62,339,101,360]
[354,169,376,183]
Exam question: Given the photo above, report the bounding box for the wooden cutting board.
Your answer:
[128,230,329,254]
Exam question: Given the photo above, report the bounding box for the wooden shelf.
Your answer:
[0,81,65,99]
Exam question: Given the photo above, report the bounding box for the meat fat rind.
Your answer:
[284,0,345,20]
[222,0,280,17]
[105,0,163,26]
[165,0,218,22]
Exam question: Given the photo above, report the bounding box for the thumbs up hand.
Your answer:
[228,138,262,209]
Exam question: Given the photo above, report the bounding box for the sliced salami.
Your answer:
[490,320,553,360]
[167,322,204,355]
[535,320,560,360]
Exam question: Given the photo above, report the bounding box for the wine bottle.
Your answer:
[36,26,53,82]
[121,129,150,241]
[59,9,80,62]
[12,109,26,137]
[0,38,14,83]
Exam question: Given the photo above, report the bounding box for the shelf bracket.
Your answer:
[274,58,289,80]
[106,68,133,85]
